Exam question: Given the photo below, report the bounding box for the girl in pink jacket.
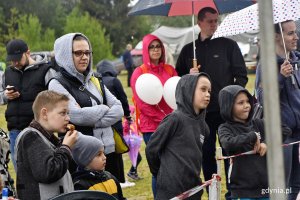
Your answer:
[130,34,177,197]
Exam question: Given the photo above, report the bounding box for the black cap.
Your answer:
[6,39,28,62]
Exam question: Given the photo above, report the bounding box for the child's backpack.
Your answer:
[132,64,175,131]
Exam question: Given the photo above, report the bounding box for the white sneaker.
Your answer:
[120,180,136,188]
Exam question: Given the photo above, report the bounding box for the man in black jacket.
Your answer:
[0,39,56,170]
[122,44,134,87]
[176,7,248,200]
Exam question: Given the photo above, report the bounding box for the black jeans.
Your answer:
[105,152,125,183]
[127,67,134,87]
[203,111,231,199]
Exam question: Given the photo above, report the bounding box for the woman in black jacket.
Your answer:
[97,60,142,183]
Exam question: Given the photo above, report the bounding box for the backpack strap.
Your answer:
[55,73,101,105]
[91,73,107,105]
[140,64,174,76]
[163,64,176,76]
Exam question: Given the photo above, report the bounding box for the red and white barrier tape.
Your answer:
[170,140,300,199]
[217,140,300,160]
[217,150,256,160]
[170,174,221,200]
[282,140,300,147]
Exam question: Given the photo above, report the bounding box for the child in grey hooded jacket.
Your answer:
[146,73,211,200]
[218,85,291,199]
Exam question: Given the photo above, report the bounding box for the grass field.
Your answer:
[2,71,256,200]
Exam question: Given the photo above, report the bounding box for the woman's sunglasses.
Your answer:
[148,44,162,50]
[72,50,93,57]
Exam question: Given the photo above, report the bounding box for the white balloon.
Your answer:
[135,73,163,105]
[163,76,181,110]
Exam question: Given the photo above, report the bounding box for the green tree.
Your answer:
[79,0,152,56]
[0,0,75,38]
[64,7,114,66]
[4,8,20,42]
[0,8,6,61]
[17,14,55,51]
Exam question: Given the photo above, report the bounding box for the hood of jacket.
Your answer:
[96,59,118,77]
[30,52,49,65]
[219,85,254,123]
[142,34,166,68]
[54,33,93,84]
[175,73,210,119]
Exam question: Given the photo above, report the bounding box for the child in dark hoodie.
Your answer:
[146,73,211,200]
[71,133,126,200]
[218,85,291,200]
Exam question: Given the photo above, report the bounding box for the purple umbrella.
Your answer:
[124,128,142,167]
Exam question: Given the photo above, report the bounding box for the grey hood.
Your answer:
[54,33,93,83]
[219,85,254,123]
[30,52,49,65]
[96,59,118,77]
[175,73,210,119]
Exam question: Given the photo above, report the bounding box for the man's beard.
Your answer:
[24,55,29,67]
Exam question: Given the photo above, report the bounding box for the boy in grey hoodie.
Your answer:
[146,73,211,200]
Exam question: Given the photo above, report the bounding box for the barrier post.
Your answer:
[209,175,219,200]
[216,147,222,200]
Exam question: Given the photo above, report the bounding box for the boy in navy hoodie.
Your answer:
[218,85,291,199]
[146,73,211,200]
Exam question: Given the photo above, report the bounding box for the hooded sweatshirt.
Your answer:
[97,60,130,118]
[146,73,210,200]
[218,85,291,198]
[130,34,177,133]
[1,52,57,130]
[48,33,123,154]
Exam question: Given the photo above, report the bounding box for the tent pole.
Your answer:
[258,0,286,199]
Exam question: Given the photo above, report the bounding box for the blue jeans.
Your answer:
[9,129,21,171]
[143,132,157,199]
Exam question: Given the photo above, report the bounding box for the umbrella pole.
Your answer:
[279,22,296,85]
[279,22,289,59]
[192,2,197,69]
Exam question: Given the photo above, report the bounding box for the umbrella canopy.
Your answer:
[128,0,256,67]
[213,0,300,38]
[128,0,257,16]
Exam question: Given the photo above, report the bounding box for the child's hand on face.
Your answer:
[62,130,78,149]
[258,143,267,156]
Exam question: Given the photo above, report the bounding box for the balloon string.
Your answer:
[156,104,167,116]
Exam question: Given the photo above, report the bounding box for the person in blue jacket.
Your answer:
[255,20,300,200]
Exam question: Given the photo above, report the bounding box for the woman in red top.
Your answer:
[130,34,177,197]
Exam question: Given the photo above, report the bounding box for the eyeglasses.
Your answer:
[72,50,92,57]
[148,44,162,50]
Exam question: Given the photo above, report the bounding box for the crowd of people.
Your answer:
[0,6,299,200]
